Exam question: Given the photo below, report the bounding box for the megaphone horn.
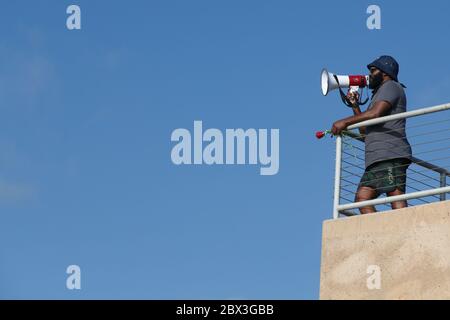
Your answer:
[321,68,369,96]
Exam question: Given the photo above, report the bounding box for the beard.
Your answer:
[369,72,383,89]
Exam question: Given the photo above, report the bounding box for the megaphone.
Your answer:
[321,68,369,96]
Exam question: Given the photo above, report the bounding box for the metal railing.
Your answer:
[333,103,450,219]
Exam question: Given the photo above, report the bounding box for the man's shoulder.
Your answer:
[372,80,405,104]
[379,80,404,94]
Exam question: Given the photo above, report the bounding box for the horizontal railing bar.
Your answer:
[347,103,450,130]
[337,186,450,211]
[345,124,450,143]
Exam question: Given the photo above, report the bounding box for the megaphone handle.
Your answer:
[333,74,353,107]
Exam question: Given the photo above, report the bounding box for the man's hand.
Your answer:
[331,119,348,136]
[346,90,360,108]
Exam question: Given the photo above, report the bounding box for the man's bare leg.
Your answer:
[355,186,378,214]
[387,188,408,209]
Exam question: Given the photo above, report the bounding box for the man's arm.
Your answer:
[331,100,392,136]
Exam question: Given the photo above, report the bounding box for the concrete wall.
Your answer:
[320,201,450,300]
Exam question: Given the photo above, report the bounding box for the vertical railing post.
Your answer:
[440,173,447,201]
[333,135,342,219]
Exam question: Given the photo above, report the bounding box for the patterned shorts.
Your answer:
[358,158,410,195]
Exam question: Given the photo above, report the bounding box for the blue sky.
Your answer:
[0,0,450,299]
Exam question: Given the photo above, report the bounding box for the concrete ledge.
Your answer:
[320,201,450,300]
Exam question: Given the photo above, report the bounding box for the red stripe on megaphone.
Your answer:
[349,75,367,87]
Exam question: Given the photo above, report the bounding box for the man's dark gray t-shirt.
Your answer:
[364,80,412,168]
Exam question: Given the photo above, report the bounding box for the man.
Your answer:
[331,55,412,214]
